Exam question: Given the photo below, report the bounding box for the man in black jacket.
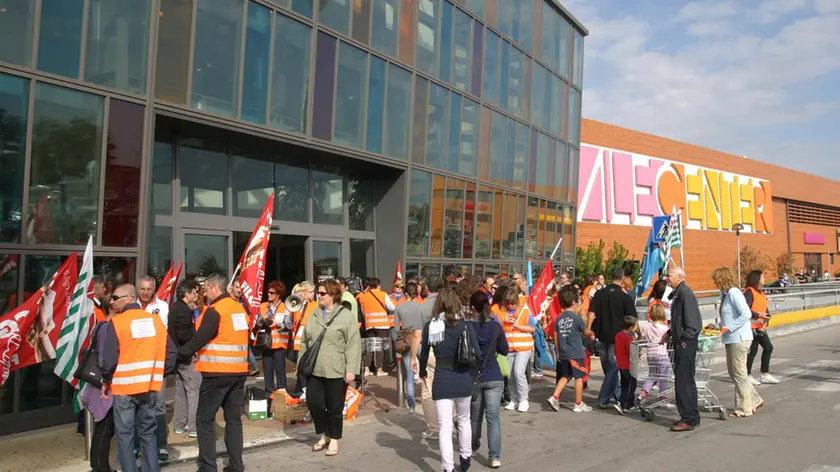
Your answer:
[168,279,201,438]
[666,266,703,432]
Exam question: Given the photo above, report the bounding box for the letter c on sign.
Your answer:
[657,163,686,218]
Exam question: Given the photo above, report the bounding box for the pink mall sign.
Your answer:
[803,232,826,245]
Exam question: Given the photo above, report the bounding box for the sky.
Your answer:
[565,0,840,180]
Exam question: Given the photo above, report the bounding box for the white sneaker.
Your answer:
[504,401,516,411]
[490,459,501,468]
[547,397,561,412]
[613,403,624,415]
[517,402,529,413]
[748,376,761,386]
[761,374,780,384]
[573,402,592,413]
[532,372,544,379]
[421,430,439,440]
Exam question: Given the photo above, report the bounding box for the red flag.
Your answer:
[12,254,78,371]
[0,254,19,278]
[237,194,274,318]
[527,260,554,322]
[0,289,46,386]
[156,261,183,303]
[393,260,403,287]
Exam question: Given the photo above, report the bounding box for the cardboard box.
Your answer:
[272,390,309,424]
[247,399,268,421]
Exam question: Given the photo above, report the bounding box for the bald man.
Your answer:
[665,266,703,432]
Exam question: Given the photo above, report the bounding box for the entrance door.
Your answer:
[181,230,232,279]
[265,235,307,292]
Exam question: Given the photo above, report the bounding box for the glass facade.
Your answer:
[0,0,585,435]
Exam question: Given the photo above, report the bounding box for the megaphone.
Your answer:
[285,294,303,313]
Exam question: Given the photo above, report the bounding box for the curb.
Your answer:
[767,314,840,338]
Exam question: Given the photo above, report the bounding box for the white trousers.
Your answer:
[507,350,531,404]
[435,396,472,472]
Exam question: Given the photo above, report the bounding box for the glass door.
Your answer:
[181,229,232,279]
[312,240,342,283]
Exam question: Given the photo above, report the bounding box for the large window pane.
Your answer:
[459,98,478,176]
[426,83,449,169]
[429,175,444,258]
[184,233,228,278]
[293,0,314,18]
[270,15,311,134]
[146,226,173,283]
[550,74,563,136]
[102,100,143,247]
[372,0,399,58]
[453,9,472,93]
[555,141,567,200]
[558,17,571,78]
[475,185,492,259]
[313,241,341,279]
[463,182,474,258]
[497,0,511,37]
[179,136,227,215]
[275,160,309,222]
[84,0,151,94]
[569,88,581,146]
[501,192,516,258]
[151,125,173,216]
[312,33,337,141]
[350,239,375,279]
[241,2,272,124]
[471,22,483,96]
[492,188,502,259]
[438,1,453,82]
[348,175,375,231]
[416,0,438,75]
[518,0,533,52]
[231,154,273,218]
[573,30,584,87]
[412,78,429,164]
[334,43,368,149]
[537,199,545,258]
[0,253,19,315]
[366,56,386,154]
[499,39,509,109]
[443,178,464,258]
[37,0,83,78]
[507,45,523,116]
[531,65,546,129]
[407,170,431,257]
[384,64,411,159]
[525,196,538,259]
[352,0,372,44]
[0,73,28,243]
[398,0,416,64]
[513,121,528,190]
[447,93,462,173]
[155,0,194,104]
[535,133,549,197]
[29,84,103,245]
[320,0,350,34]
[312,166,344,225]
[483,30,501,106]
[0,0,36,67]
[489,110,505,184]
[540,3,557,72]
[563,207,574,268]
[504,117,515,186]
[516,195,525,258]
[192,0,244,116]
[467,0,483,18]
[567,148,579,203]
[477,107,490,180]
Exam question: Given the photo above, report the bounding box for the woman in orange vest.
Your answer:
[743,271,779,385]
[256,281,294,396]
[580,275,597,315]
[491,287,535,413]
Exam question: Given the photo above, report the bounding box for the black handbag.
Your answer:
[456,321,477,369]
[297,310,341,379]
[74,323,104,388]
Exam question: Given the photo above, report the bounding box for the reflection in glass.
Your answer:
[411,77,428,164]
[546,201,557,258]
[483,31,501,106]
[416,0,439,75]
[573,30,584,86]
[313,241,341,281]
[37,0,84,78]
[516,195,526,259]
[540,3,556,71]
[293,0,314,17]
[526,197,538,259]
[384,64,411,159]
[0,74,28,243]
[398,0,416,64]
[563,207,574,267]
[319,0,350,35]
[567,148,579,203]
[84,0,151,94]
[501,192,516,259]
[496,0,510,36]
[29,84,103,245]
[192,0,244,116]
[492,188,503,259]
[155,0,195,104]
[179,137,227,215]
[438,1,452,82]
[407,170,431,257]
[352,0,372,44]
[463,182,475,258]
[350,239,375,279]
[555,142,568,200]
[426,84,449,169]
[366,56,386,154]
[312,33,337,141]
[507,46,523,117]
[372,0,399,58]
[499,40,509,109]
[146,226,173,284]
[447,93,462,173]
[531,65,545,130]
[505,117,515,186]
[334,43,368,149]
[418,263,440,280]
[459,98,479,177]
[474,185,492,259]
[535,133,549,197]
[231,154,273,218]
[312,166,344,225]
[429,175,444,258]
[0,0,36,67]
[102,100,143,247]
[558,16,571,78]
[453,9,472,93]
[185,234,228,278]
[568,88,581,146]
[518,0,533,52]
[405,262,419,281]
[241,2,273,124]
[471,22,483,96]
[550,74,563,136]
[275,161,310,222]
[537,199,546,258]
[477,107,490,181]
[0,252,18,414]
[270,15,311,134]
[443,178,464,258]
[489,111,506,184]
[512,121,528,190]
[348,176,375,231]
[94,256,137,286]
[151,126,173,216]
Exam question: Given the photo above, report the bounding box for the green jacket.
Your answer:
[298,304,361,379]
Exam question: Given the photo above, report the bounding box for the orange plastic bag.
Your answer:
[343,387,363,420]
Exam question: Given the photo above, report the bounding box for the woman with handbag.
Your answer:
[468,291,509,469]
[417,288,481,472]
[257,281,294,404]
[298,279,361,457]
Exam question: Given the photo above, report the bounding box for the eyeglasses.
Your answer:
[267,291,277,295]
[317,291,328,296]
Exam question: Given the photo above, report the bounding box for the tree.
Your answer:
[735,245,772,284]
[775,252,794,280]
[575,240,605,284]
[196,255,224,278]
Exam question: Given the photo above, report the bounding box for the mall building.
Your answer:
[577,119,840,292]
[0,0,586,434]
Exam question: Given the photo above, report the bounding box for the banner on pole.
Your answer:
[55,238,95,389]
[156,261,183,303]
[528,260,554,319]
[237,193,275,317]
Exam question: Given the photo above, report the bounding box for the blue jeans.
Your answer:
[598,343,621,406]
[248,347,259,373]
[470,380,503,461]
[262,348,287,393]
[114,393,159,472]
[401,355,416,408]
[133,387,167,452]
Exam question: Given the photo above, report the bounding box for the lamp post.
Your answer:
[732,223,745,285]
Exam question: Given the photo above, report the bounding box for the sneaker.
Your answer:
[460,455,471,471]
[516,402,529,413]
[547,396,561,412]
[613,404,625,415]
[663,402,676,410]
[748,376,761,386]
[761,374,780,384]
[573,402,592,413]
[174,428,187,434]
[408,405,416,414]
[158,448,169,462]
[188,431,198,438]
[376,371,389,377]
[504,401,516,411]
[249,369,259,377]
[364,368,373,377]
[490,459,501,468]
[421,430,439,440]
[532,372,544,379]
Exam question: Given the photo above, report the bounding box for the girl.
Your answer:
[640,304,673,407]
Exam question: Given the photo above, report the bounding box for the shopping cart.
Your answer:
[630,335,727,422]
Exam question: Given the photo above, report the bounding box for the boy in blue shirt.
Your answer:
[547,287,594,413]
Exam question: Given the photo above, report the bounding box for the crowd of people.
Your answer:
[76,261,783,472]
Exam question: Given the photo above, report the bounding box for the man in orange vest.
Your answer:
[177,273,249,472]
[99,284,176,472]
[357,278,396,377]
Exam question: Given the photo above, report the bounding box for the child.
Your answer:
[640,304,672,407]
[547,287,593,413]
[614,315,638,415]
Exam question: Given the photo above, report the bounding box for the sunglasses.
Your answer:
[110,294,128,301]
[317,291,328,296]
[267,291,277,295]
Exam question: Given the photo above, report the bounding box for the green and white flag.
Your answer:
[54,236,95,393]
[660,207,683,267]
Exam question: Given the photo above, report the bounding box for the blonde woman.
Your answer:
[712,267,764,418]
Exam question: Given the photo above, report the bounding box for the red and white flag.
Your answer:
[528,260,554,320]
[236,193,274,318]
[156,261,183,303]
[0,290,45,387]
[393,260,403,287]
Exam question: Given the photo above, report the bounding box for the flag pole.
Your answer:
[549,238,564,261]
[678,212,685,270]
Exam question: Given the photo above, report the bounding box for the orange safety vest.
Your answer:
[492,303,534,352]
[259,301,290,349]
[93,302,107,323]
[581,285,594,314]
[358,290,391,330]
[110,308,167,396]
[293,301,318,351]
[744,287,769,329]
[195,296,249,374]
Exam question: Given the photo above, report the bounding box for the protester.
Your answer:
[169,279,201,438]
[666,266,703,432]
[713,267,764,418]
[614,316,638,415]
[412,276,444,440]
[547,286,592,413]
[358,277,396,376]
[744,270,779,385]
[77,275,108,436]
[136,275,170,461]
[455,276,483,320]
[395,282,425,413]
[639,304,672,407]
[418,288,480,472]
[493,288,535,412]
[257,281,293,406]
[228,280,260,376]
[469,291,508,468]
[82,297,116,472]
[444,265,464,288]
[300,280,361,457]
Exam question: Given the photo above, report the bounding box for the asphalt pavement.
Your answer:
[166,324,840,472]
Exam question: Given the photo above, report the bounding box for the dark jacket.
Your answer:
[669,282,702,342]
[99,303,178,384]
[168,299,195,364]
[471,319,509,383]
[590,283,636,346]
[419,319,481,401]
